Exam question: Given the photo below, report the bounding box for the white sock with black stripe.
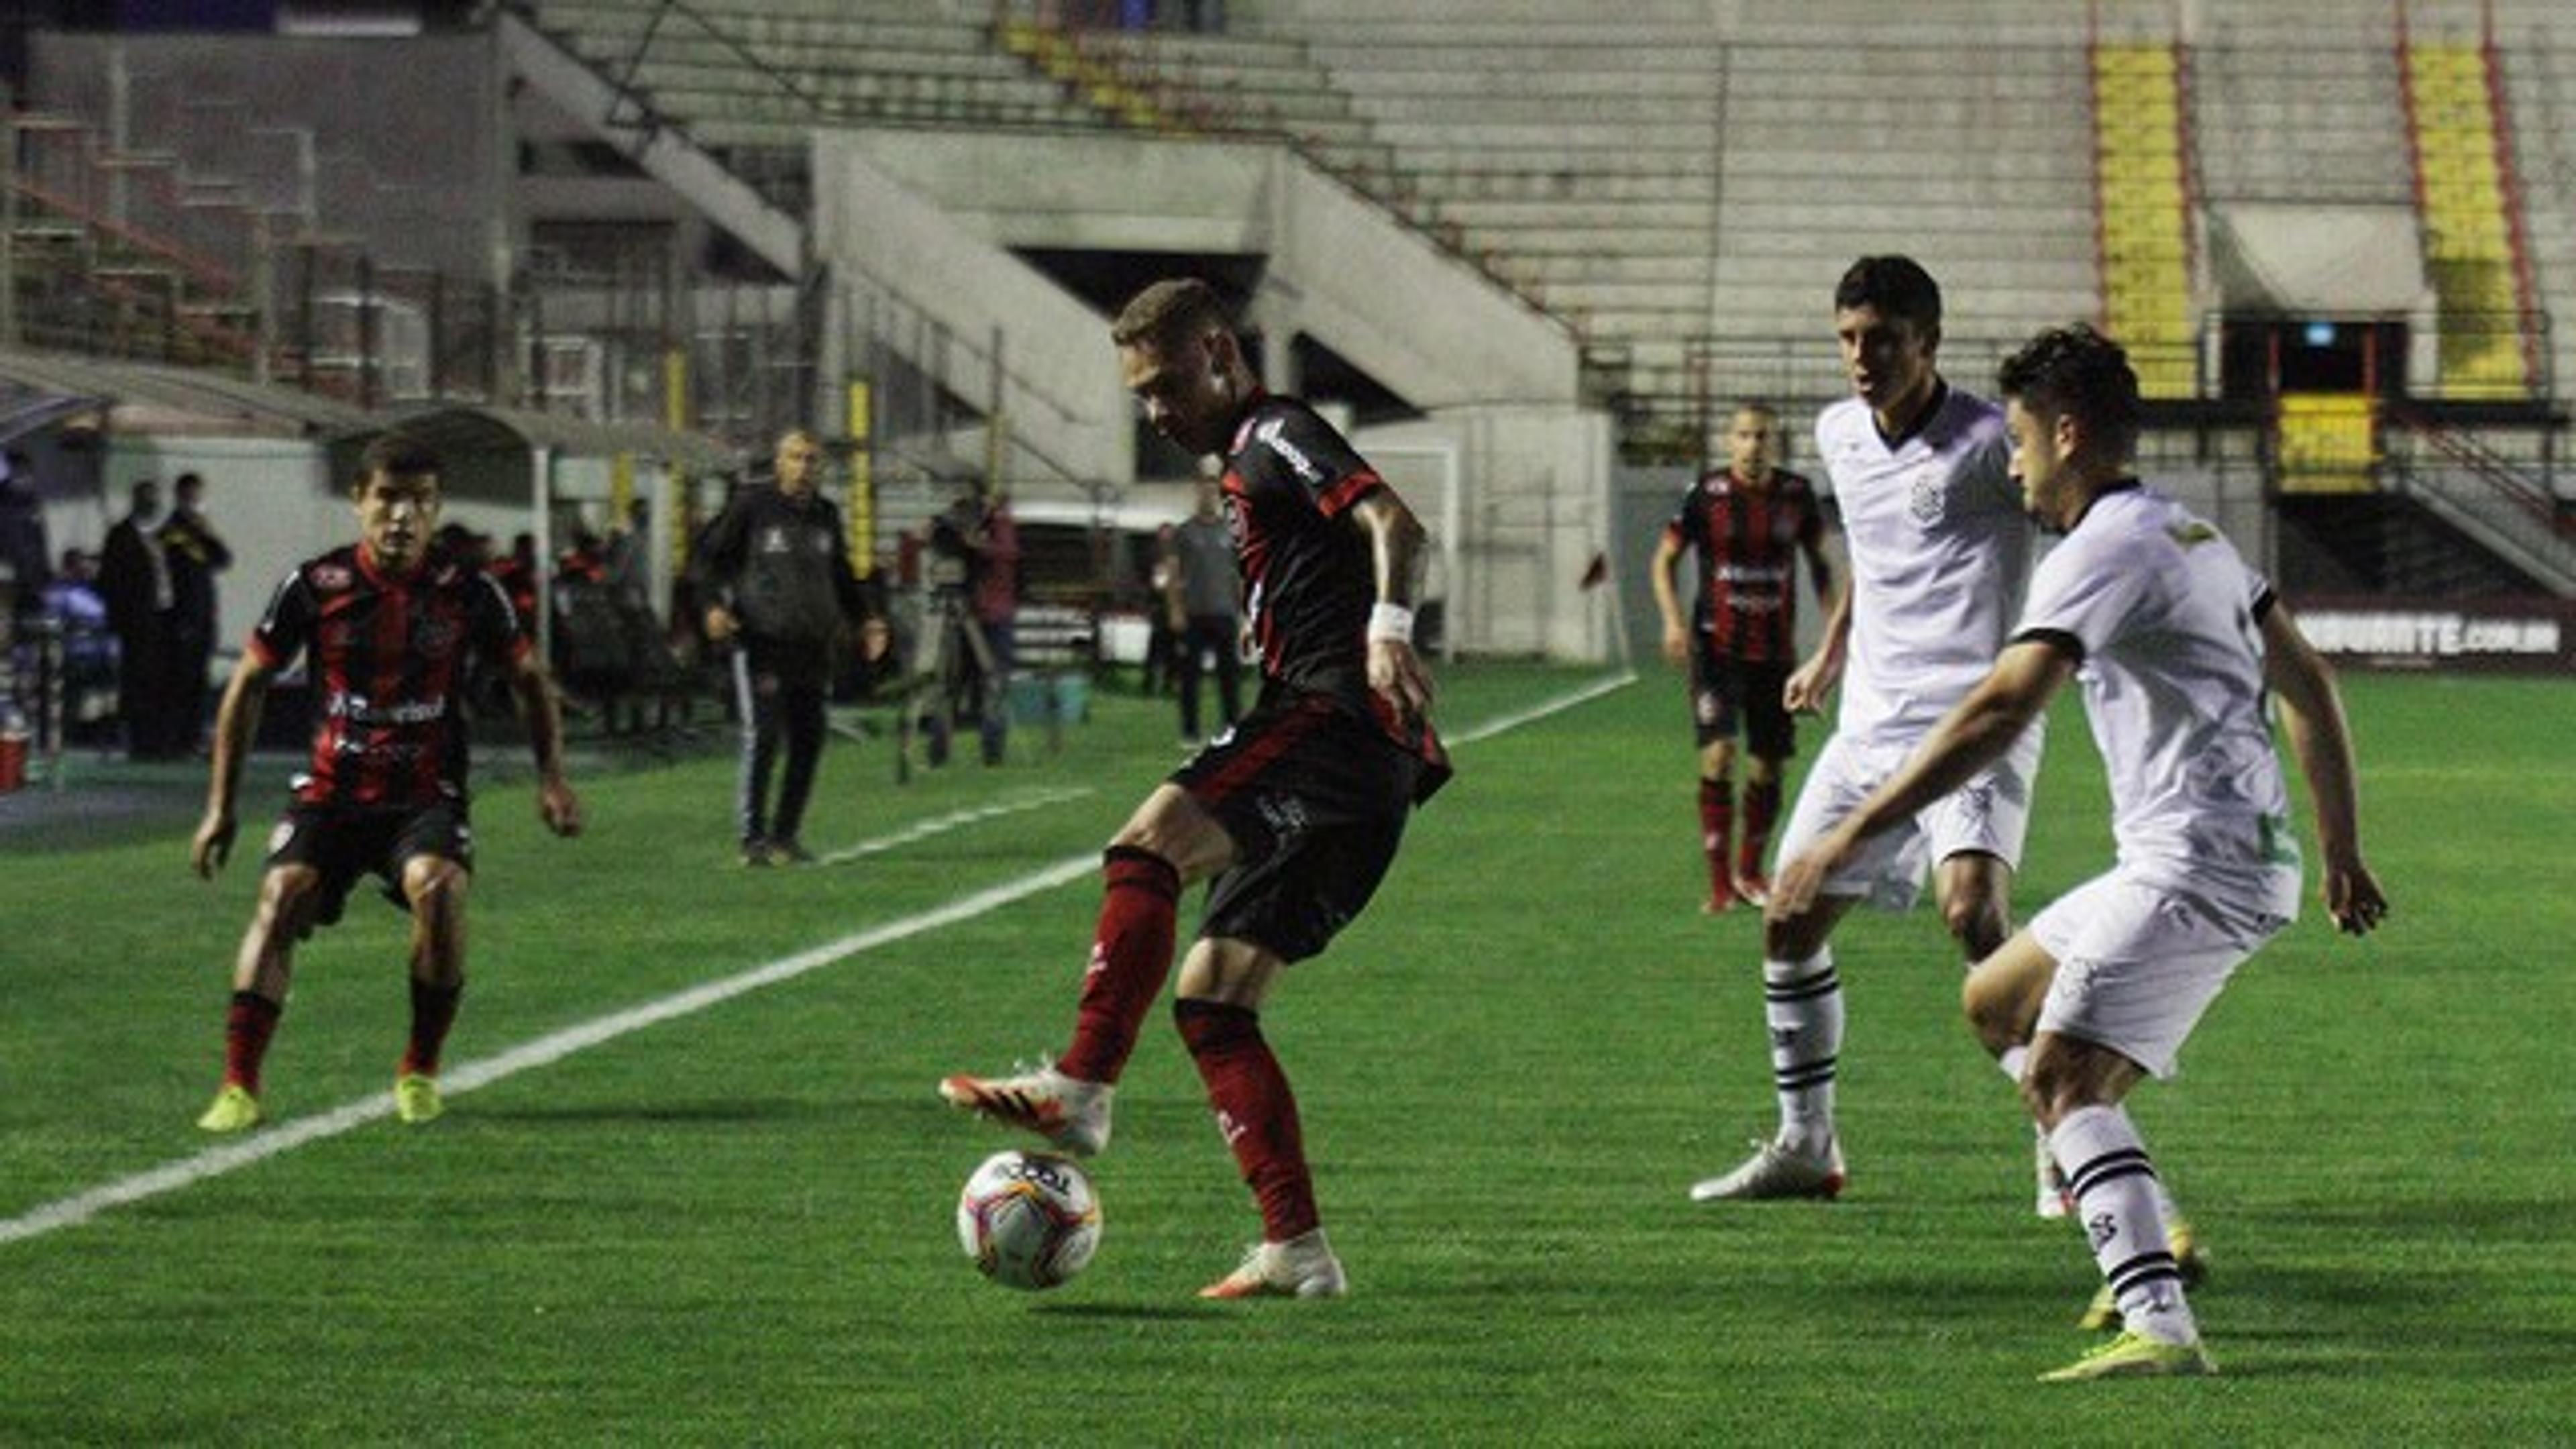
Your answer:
[1763,950,1841,1157]
[2051,1104,2199,1345]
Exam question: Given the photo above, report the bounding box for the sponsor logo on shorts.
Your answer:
[1255,792,1309,843]
[266,820,295,855]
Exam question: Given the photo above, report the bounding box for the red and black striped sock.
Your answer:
[1698,776,1735,901]
[1175,998,1318,1244]
[1055,847,1181,1085]
[1739,776,1782,879]
[223,990,282,1093]
[399,979,464,1077]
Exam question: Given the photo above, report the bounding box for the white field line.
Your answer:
[1446,669,1635,745]
[0,674,1630,1248]
[817,786,1095,865]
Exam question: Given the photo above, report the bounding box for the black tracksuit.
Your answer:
[694,483,873,849]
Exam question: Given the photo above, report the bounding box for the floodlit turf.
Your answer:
[2,663,2569,1444]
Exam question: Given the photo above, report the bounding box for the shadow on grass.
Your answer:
[469,1097,823,1124]
[1032,1302,1210,1322]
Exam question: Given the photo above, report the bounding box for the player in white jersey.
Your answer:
[1768,325,2387,1381]
[1692,256,2048,1206]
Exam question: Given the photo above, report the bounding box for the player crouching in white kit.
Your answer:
[1768,323,2387,1381]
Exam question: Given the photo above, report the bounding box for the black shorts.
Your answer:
[263,800,473,929]
[1688,641,1796,759]
[1171,694,1423,965]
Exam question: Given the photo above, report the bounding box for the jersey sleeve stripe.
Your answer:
[2012,626,2087,664]
[1316,470,1382,518]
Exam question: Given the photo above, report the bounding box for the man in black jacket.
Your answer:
[157,471,233,755]
[695,430,879,866]
[99,478,176,759]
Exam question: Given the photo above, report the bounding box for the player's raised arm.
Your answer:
[2259,601,2385,935]
[1352,487,1434,727]
[191,650,275,878]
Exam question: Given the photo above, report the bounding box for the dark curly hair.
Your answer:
[1996,324,2141,462]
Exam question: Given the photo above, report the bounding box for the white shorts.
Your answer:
[2029,870,2292,1079]
[1773,724,2043,910]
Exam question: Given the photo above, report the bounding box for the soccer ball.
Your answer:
[955,1150,1102,1291]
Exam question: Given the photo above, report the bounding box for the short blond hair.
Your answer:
[1111,278,1230,352]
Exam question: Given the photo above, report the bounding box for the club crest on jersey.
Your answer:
[413,616,462,654]
[1909,468,1946,524]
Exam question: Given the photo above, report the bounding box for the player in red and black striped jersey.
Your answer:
[941,278,1446,1300]
[187,432,582,1135]
[1652,402,1837,914]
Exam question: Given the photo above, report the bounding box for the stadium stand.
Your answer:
[9,0,2575,659]
[2094,40,2200,399]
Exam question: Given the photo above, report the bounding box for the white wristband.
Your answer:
[1366,603,1415,644]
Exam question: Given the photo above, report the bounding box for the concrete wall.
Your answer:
[810,131,1134,486]
[846,129,1585,415]
[1362,405,1615,660]
[83,437,340,681]
[31,32,507,284]
[829,129,1607,658]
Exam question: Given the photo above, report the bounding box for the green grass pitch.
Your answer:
[2,663,2569,1444]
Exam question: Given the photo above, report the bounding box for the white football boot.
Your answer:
[1689,1136,1847,1202]
[1199,1227,1348,1300]
[938,1059,1114,1157]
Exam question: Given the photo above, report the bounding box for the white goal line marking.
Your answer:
[0,673,1630,1248]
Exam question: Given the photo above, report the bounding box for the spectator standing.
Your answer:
[156,471,233,755]
[99,478,176,759]
[489,532,541,627]
[967,488,1020,765]
[0,450,49,743]
[0,449,48,621]
[1142,522,1181,698]
[1171,475,1244,743]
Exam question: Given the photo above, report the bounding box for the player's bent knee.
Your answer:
[254,863,323,926]
[1960,975,2020,1055]
[403,858,470,916]
[1110,786,1231,881]
[1943,897,2009,958]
